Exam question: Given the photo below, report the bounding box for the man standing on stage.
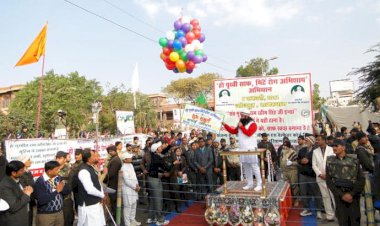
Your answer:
[222,110,262,191]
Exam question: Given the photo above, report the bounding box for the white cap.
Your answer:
[120,152,133,161]
[17,155,30,163]
[0,199,9,211]
[240,109,250,115]
[151,142,162,153]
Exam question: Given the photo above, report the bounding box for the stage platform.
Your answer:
[206,181,292,225]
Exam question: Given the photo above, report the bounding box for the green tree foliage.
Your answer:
[9,70,102,137]
[312,83,325,110]
[350,44,380,111]
[236,57,279,77]
[163,73,222,103]
[100,86,157,133]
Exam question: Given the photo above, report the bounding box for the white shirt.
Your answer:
[78,168,104,199]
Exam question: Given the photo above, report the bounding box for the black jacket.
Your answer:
[297,147,316,177]
[0,176,30,226]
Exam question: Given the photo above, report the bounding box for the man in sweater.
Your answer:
[223,110,262,191]
[33,161,70,226]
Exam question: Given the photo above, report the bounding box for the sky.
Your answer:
[1,0,380,98]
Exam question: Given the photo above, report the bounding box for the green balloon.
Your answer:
[195,49,204,56]
[159,37,168,47]
[180,52,188,61]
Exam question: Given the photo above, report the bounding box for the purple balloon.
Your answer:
[202,54,208,62]
[181,23,191,33]
[194,55,203,64]
[174,20,182,30]
[199,33,206,43]
[167,40,174,48]
[186,68,193,74]
[178,37,187,46]
[187,51,195,60]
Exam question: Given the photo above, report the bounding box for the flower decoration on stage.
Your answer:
[241,200,254,226]
[228,199,241,226]
[158,16,207,74]
[264,206,280,226]
[253,208,265,226]
[215,204,229,225]
[204,201,217,225]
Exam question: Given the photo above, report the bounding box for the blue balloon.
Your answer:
[173,68,179,73]
[173,40,182,51]
[176,30,185,39]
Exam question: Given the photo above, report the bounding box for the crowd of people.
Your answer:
[0,119,380,226]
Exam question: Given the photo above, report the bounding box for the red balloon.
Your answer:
[192,25,201,31]
[190,19,199,26]
[193,29,201,39]
[185,61,195,70]
[165,57,173,64]
[163,47,172,55]
[166,62,176,70]
[185,32,195,43]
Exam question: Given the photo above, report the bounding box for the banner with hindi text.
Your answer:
[214,73,313,146]
[5,134,149,177]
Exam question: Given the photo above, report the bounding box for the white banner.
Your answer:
[5,134,149,177]
[181,104,225,134]
[116,111,135,134]
[173,108,182,122]
[214,73,313,146]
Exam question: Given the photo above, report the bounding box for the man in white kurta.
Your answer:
[312,136,336,221]
[120,152,141,226]
[223,110,262,191]
[77,150,106,226]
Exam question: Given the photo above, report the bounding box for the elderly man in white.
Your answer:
[222,109,262,191]
[121,152,141,226]
[312,135,336,222]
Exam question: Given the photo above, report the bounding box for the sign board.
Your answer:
[115,111,135,134]
[5,134,149,177]
[181,104,225,134]
[214,73,313,145]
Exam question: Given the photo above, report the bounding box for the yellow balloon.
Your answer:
[169,52,180,62]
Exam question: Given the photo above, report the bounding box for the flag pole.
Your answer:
[35,54,46,138]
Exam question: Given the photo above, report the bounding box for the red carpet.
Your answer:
[168,203,303,226]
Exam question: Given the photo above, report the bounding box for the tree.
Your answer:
[9,70,102,137]
[350,44,380,111]
[236,57,279,77]
[312,83,325,110]
[163,73,222,104]
[99,86,157,134]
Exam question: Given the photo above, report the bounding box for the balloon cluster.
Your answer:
[159,16,207,74]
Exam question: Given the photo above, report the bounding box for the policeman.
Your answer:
[326,139,364,226]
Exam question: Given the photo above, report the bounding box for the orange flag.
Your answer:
[15,24,47,67]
